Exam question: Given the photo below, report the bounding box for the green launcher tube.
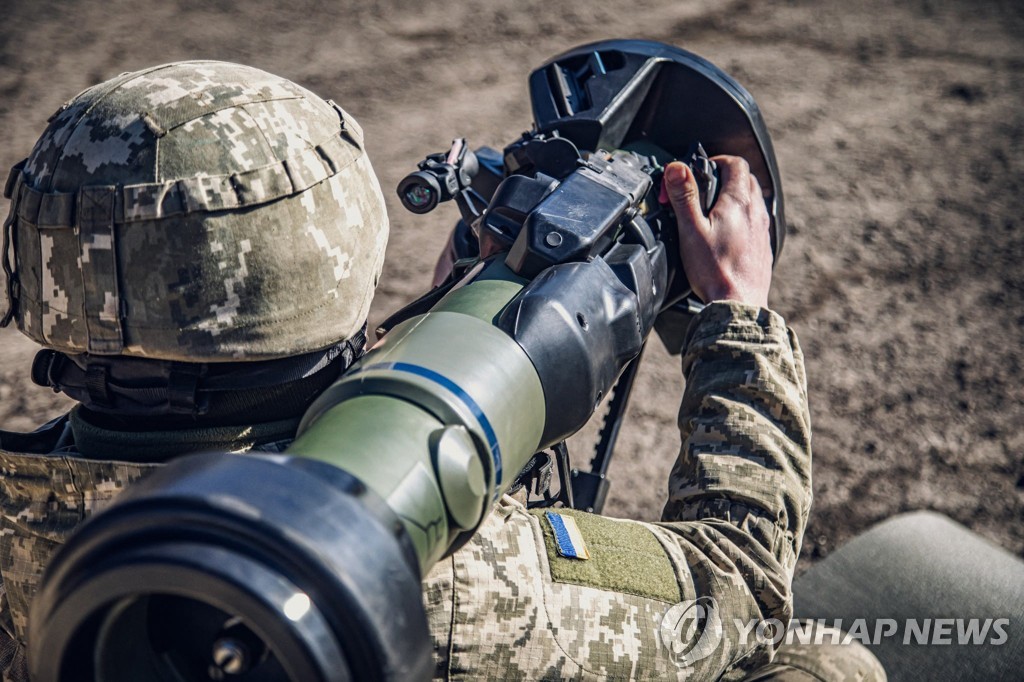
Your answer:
[287,260,547,573]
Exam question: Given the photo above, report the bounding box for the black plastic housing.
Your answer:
[529,39,784,254]
[478,174,557,257]
[528,39,786,352]
[28,454,431,682]
[498,258,645,446]
[503,151,655,280]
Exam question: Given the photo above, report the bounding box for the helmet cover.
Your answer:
[1,61,388,362]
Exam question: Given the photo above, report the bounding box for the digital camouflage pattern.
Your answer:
[1,61,388,361]
[0,301,882,681]
[419,303,882,680]
[0,452,158,642]
[0,422,291,682]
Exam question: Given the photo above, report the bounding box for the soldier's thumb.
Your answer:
[663,162,705,232]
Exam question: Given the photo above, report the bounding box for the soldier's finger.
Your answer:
[747,173,769,229]
[712,156,752,206]
[748,172,763,204]
[663,161,706,234]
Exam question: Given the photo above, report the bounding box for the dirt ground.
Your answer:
[0,0,1021,570]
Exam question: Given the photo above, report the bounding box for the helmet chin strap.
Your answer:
[33,325,367,418]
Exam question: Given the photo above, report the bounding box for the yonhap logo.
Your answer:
[660,596,723,667]
[657,603,1012,669]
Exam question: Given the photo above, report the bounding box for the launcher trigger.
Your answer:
[686,142,720,215]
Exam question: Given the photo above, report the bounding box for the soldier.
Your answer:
[0,62,882,680]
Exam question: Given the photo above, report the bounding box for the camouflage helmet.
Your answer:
[1,61,388,362]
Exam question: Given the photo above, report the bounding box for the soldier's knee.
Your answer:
[744,620,886,681]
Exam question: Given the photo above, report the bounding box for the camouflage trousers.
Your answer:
[422,494,885,681]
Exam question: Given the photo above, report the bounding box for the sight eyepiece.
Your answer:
[397,171,442,214]
[396,138,486,222]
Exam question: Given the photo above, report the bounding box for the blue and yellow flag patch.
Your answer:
[544,511,591,560]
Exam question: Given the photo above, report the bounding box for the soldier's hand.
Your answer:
[663,156,773,308]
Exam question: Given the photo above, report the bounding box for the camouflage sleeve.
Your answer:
[658,300,812,675]
[1,583,26,682]
[421,301,814,680]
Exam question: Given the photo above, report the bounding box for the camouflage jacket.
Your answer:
[421,302,812,679]
[0,301,812,681]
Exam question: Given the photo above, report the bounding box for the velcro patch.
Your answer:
[545,511,591,560]
[532,508,683,603]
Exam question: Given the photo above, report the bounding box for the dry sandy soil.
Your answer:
[0,0,1021,570]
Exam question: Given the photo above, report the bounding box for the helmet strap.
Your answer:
[0,160,26,328]
[32,324,367,420]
